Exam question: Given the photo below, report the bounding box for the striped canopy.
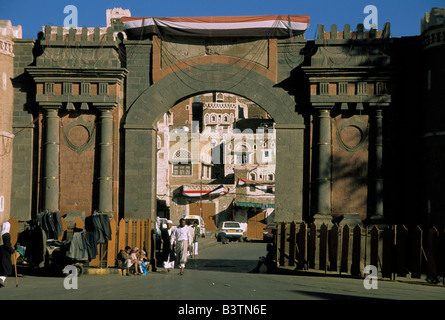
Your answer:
[182,185,227,197]
[121,15,310,38]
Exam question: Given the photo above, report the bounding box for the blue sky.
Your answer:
[2,0,445,39]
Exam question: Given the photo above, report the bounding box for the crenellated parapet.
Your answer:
[36,25,122,68]
[421,8,445,49]
[28,24,128,112]
[311,23,392,68]
[317,23,391,41]
[304,22,393,111]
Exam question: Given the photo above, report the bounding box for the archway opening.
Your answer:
[155,92,276,243]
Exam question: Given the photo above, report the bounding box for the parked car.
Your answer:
[263,223,276,242]
[220,221,244,242]
[184,215,206,237]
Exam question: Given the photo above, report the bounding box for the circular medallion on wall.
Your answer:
[334,116,369,154]
[62,115,95,155]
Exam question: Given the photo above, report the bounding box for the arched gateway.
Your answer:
[12,10,398,230]
[121,15,309,222]
[123,62,305,222]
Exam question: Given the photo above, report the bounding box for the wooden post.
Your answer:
[118,218,126,252]
[308,223,316,269]
[409,226,422,279]
[107,219,117,267]
[141,219,146,252]
[370,226,380,272]
[351,224,362,277]
[8,217,18,248]
[289,221,297,267]
[438,228,445,284]
[136,219,141,250]
[426,227,439,283]
[127,219,133,248]
[340,224,350,274]
[298,222,307,270]
[328,224,339,272]
[319,223,328,272]
[146,219,152,261]
[275,222,280,266]
[396,225,408,277]
[382,225,395,279]
[279,222,287,266]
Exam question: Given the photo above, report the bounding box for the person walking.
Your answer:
[161,220,174,272]
[0,222,15,287]
[170,218,192,275]
[192,221,200,258]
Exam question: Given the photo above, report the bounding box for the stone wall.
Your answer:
[0,21,21,223]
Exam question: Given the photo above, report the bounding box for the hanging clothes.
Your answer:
[22,221,47,268]
[86,231,98,260]
[36,211,63,240]
[67,230,90,261]
[86,212,112,244]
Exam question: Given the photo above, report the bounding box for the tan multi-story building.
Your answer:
[157,92,275,239]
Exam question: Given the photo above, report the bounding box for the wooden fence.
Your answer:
[6,216,153,268]
[275,221,445,283]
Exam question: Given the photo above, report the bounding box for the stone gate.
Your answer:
[5,8,444,228]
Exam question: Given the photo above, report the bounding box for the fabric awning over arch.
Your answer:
[121,15,310,38]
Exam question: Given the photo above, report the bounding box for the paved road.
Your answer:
[1,240,445,301]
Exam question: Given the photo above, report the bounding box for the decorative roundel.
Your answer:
[62,116,95,154]
[340,125,363,148]
[68,125,90,147]
[334,117,369,153]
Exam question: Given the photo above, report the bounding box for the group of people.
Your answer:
[117,218,200,276]
[116,246,150,276]
[161,218,200,275]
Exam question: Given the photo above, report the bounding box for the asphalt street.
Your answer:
[1,239,445,302]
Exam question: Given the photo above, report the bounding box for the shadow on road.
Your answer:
[187,258,260,274]
[291,290,390,300]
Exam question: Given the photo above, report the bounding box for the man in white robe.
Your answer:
[170,218,192,275]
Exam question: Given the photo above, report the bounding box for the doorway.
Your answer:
[247,209,266,240]
[189,202,216,231]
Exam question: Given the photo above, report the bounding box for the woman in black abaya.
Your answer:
[0,222,15,287]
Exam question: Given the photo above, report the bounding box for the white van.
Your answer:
[184,215,206,237]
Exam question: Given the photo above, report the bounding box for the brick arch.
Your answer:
[123,63,305,222]
[124,63,303,128]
